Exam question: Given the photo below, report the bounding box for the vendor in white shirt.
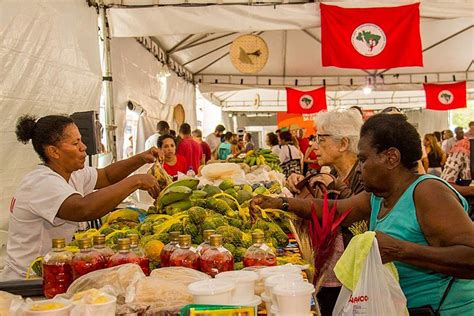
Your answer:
[1,114,162,281]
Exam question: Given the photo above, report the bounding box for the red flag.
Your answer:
[286,87,327,114]
[424,81,466,111]
[320,3,423,69]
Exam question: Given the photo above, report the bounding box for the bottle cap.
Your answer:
[117,238,131,251]
[209,234,223,247]
[93,234,105,246]
[169,231,180,241]
[52,238,65,249]
[78,238,92,249]
[203,229,216,241]
[252,231,264,243]
[178,235,191,247]
[128,234,139,247]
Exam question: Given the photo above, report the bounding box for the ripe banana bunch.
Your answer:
[148,160,173,189]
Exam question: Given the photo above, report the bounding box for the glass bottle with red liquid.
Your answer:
[160,231,180,267]
[93,234,114,265]
[243,232,277,267]
[42,238,73,298]
[128,234,150,275]
[197,229,215,256]
[71,238,106,280]
[200,234,234,277]
[169,235,200,270]
[107,238,140,268]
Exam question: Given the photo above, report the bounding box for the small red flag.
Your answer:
[286,87,327,114]
[320,3,423,69]
[424,81,467,111]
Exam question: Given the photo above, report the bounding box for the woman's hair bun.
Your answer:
[16,115,38,144]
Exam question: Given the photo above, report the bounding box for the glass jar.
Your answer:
[128,234,150,276]
[160,231,180,267]
[197,229,215,256]
[71,238,106,280]
[243,232,277,267]
[107,238,140,268]
[92,234,114,265]
[169,235,199,270]
[42,238,73,298]
[200,234,234,277]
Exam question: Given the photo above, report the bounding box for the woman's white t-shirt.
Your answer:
[2,165,97,280]
[278,144,302,164]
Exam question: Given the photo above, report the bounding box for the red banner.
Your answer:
[320,3,423,69]
[424,81,467,111]
[286,87,327,114]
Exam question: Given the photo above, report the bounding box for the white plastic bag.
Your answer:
[332,239,407,316]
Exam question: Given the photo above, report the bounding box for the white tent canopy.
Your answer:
[102,0,474,111]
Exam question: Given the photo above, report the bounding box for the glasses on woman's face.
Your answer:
[315,134,332,143]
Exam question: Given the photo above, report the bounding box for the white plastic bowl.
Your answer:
[216,270,258,302]
[22,299,73,316]
[259,265,302,280]
[188,279,235,305]
[241,266,267,295]
[72,293,116,316]
[273,281,315,316]
[264,273,304,300]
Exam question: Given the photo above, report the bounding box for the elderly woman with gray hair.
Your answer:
[286,109,364,316]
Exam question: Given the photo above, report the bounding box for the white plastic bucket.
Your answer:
[259,265,302,280]
[229,295,262,315]
[188,279,235,305]
[261,292,273,315]
[273,281,315,316]
[264,273,304,300]
[216,270,258,302]
[241,266,267,295]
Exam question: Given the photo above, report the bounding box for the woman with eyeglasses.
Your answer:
[286,109,364,316]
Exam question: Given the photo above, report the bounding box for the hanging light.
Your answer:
[363,76,374,95]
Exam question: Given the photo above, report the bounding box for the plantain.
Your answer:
[105,209,142,224]
[165,178,199,191]
[158,186,193,206]
[148,160,173,189]
[164,199,193,213]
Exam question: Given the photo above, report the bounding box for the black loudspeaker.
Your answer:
[71,111,101,156]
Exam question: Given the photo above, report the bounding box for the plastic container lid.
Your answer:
[273,281,315,296]
[264,273,303,288]
[259,265,302,278]
[216,270,258,283]
[188,279,235,296]
[231,295,262,306]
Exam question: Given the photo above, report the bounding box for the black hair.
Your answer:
[192,129,202,138]
[215,124,226,132]
[16,114,75,163]
[245,133,251,141]
[223,131,233,141]
[433,131,441,142]
[360,114,422,170]
[157,121,170,133]
[169,130,177,137]
[469,121,474,128]
[279,131,293,143]
[267,132,279,146]
[157,134,176,148]
[179,123,191,135]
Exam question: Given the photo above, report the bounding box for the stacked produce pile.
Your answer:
[98,178,302,270]
[229,149,282,173]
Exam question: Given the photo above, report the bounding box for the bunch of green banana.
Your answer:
[243,149,281,171]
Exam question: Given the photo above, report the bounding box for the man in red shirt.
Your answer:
[297,128,310,155]
[177,123,203,173]
[192,129,211,163]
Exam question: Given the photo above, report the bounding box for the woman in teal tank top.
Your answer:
[250,114,474,315]
[370,174,474,314]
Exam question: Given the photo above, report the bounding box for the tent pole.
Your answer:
[99,6,117,162]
